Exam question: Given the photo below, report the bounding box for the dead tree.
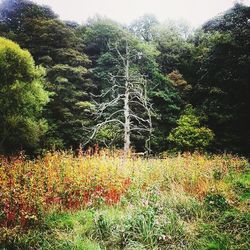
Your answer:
[84,39,153,155]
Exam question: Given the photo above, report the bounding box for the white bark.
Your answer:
[124,40,131,154]
[85,38,152,154]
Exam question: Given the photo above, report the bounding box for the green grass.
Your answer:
[4,188,248,250]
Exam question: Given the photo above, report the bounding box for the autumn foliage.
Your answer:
[0,150,248,230]
[0,151,131,229]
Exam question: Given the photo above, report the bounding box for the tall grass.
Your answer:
[0,151,249,249]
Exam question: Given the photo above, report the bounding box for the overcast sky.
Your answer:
[27,0,250,27]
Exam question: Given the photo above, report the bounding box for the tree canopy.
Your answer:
[0,37,49,154]
[0,0,249,155]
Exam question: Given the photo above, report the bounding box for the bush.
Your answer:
[168,105,214,152]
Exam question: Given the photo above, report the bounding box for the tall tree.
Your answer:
[83,18,182,152]
[0,37,49,154]
[191,3,250,154]
[130,14,159,42]
[87,38,153,153]
[0,0,95,149]
[150,21,194,76]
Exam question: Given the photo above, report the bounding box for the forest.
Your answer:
[0,0,249,249]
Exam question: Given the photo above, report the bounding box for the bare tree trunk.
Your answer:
[124,40,130,154]
[85,39,153,155]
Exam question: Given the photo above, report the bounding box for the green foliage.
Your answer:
[0,0,95,150]
[193,223,230,250]
[123,189,185,248]
[130,14,159,42]
[95,124,123,147]
[0,1,250,248]
[84,17,126,60]
[231,171,250,201]
[150,21,194,74]
[149,72,182,152]
[0,37,49,153]
[168,105,214,151]
[84,19,177,151]
[191,3,250,154]
[204,193,229,213]
[0,1,249,155]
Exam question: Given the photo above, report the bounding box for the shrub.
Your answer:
[168,105,214,152]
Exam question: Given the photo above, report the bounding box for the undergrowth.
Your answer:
[0,151,249,249]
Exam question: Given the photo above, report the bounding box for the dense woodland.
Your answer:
[0,0,249,156]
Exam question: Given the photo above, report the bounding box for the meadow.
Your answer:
[0,150,249,249]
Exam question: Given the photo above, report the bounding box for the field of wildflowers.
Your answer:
[0,150,249,249]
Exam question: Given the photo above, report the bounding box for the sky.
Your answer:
[23,0,250,27]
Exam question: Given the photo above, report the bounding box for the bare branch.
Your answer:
[83,119,124,146]
[84,39,153,154]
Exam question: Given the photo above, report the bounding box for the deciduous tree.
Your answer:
[0,37,49,153]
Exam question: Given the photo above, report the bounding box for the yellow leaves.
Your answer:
[0,151,247,229]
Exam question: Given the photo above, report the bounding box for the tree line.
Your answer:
[0,0,249,155]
